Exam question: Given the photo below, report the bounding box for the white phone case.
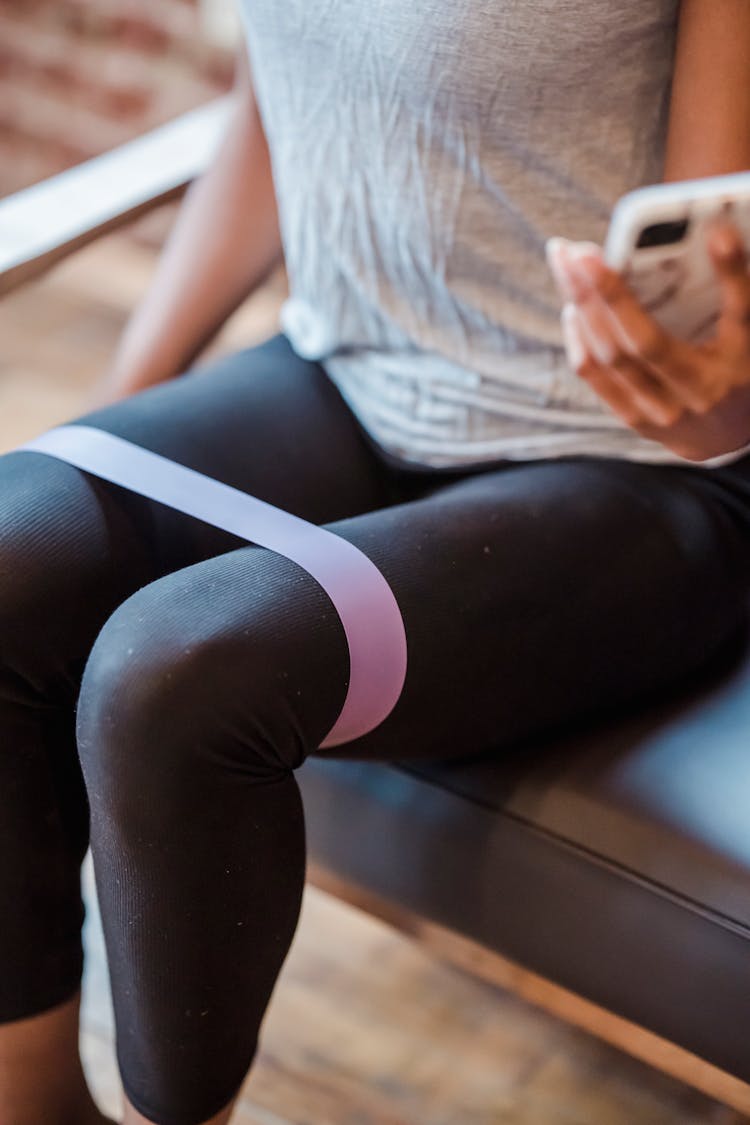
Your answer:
[604,171,750,343]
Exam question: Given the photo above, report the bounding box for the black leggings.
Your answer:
[3,332,750,1124]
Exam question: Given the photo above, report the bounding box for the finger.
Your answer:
[708,221,750,354]
[546,238,576,302]
[576,298,683,426]
[573,305,683,428]
[562,304,644,428]
[562,269,685,427]
[546,237,603,303]
[555,243,631,365]
[565,248,708,411]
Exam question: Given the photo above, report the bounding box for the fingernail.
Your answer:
[561,303,586,368]
[545,237,565,266]
[546,238,576,300]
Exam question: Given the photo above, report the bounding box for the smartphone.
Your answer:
[604,170,750,343]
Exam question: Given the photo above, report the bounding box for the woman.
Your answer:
[2,2,750,1124]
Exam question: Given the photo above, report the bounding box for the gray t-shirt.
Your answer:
[237,1,745,469]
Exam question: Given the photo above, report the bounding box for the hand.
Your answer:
[546,222,750,461]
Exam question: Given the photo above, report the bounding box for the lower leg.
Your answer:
[91,765,305,1125]
[0,993,111,1125]
[0,990,231,1125]
[76,556,333,1125]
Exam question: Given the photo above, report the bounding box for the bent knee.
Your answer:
[76,549,350,801]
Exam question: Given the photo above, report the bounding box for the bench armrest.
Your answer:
[0,97,231,296]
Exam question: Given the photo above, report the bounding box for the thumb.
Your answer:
[708,220,750,354]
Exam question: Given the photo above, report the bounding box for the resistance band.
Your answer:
[18,424,408,748]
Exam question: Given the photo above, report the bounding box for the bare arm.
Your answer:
[93,47,282,404]
[663,0,750,181]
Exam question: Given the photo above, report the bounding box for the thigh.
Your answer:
[0,333,390,694]
[96,453,750,770]
[318,454,750,760]
[61,332,391,568]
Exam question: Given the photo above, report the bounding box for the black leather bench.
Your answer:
[299,614,750,1097]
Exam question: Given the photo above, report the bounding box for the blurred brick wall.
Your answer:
[0,0,236,198]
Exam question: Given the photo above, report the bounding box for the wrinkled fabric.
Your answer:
[236,2,738,468]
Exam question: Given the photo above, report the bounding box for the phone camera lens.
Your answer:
[636,218,690,249]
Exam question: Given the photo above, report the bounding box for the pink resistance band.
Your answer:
[18,424,408,749]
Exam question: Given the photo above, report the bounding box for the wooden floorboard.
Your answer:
[2,224,746,1123]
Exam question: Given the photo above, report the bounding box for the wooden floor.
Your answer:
[1,221,745,1125]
